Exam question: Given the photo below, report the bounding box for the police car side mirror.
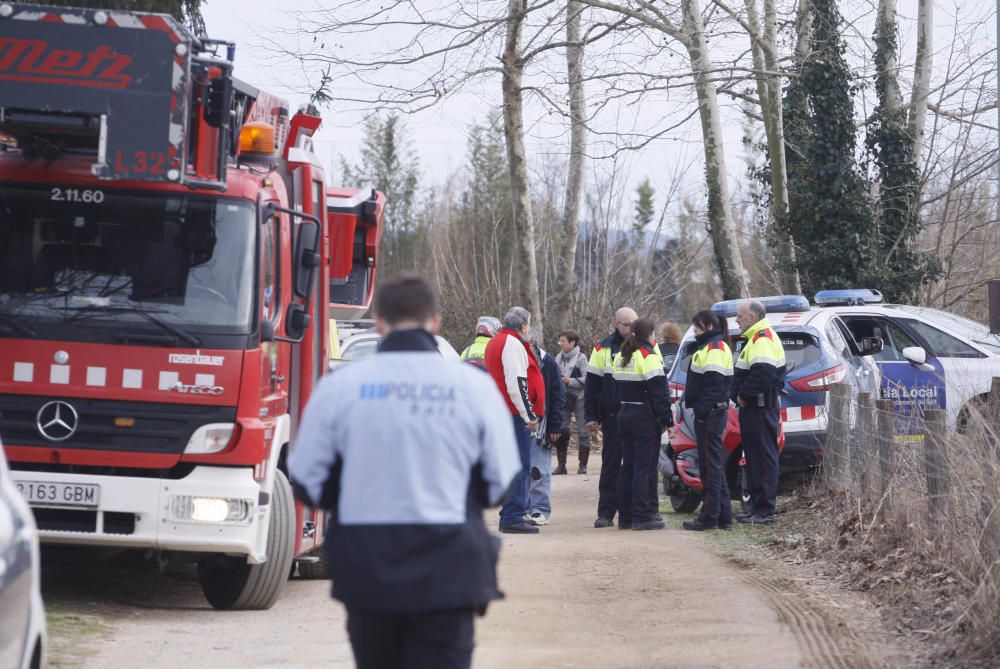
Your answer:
[902,346,935,371]
[860,337,883,356]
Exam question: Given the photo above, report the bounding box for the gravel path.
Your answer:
[42,454,876,668]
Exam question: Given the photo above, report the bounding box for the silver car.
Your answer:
[331,322,460,369]
[0,441,46,669]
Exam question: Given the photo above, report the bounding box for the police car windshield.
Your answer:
[0,185,256,337]
[669,329,821,385]
[888,305,1000,356]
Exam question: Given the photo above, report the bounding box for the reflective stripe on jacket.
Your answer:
[583,331,623,422]
[684,332,733,419]
[610,342,673,427]
[461,335,491,367]
[732,317,786,402]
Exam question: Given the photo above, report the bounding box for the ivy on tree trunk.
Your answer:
[866,0,940,302]
[786,0,875,297]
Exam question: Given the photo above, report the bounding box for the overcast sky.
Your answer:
[200,0,990,220]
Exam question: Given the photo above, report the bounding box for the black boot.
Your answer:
[682,518,717,531]
[577,447,590,475]
[553,444,568,475]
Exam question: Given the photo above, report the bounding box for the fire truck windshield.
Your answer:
[0,185,256,344]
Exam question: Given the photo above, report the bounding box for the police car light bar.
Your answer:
[711,295,810,318]
[813,289,884,307]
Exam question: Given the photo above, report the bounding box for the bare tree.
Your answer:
[711,0,801,294]
[578,0,749,299]
[907,0,933,165]
[502,0,544,330]
[550,0,589,333]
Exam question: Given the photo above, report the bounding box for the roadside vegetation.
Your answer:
[705,398,1000,667]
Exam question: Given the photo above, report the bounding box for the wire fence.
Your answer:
[821,380,1000,661]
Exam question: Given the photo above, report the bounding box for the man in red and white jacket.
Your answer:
[485,306,546,534]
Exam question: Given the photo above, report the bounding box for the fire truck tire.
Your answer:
[197,470,296,610]
[296,548,330,580]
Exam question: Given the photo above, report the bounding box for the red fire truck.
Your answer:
[0,4,382,609]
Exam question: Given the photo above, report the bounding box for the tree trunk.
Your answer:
[501,0,544,331]
[747,0,801,295]
[551,0,588,333]
[907,0,932,164]
[877,0,903,116]
[682,0,748,299]
[793,0,812,66]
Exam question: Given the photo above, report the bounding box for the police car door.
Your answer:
[889,317,996,428]
[839,315,945,438]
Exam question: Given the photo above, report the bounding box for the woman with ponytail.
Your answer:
[681,310,734,531]
[611,317,674,530]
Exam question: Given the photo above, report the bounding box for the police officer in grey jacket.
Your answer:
[554,330,591,474]
[289,275,520,669]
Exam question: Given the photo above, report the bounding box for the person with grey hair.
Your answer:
[733,300,787,524]
[525,328,565,525]
[485,307,547,533]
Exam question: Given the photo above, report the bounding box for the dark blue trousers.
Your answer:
[347,607,474,669]
[616,405,660,525]
[596,414,621,521]
[739,406,780,516]
[695,410,732,526]
[499,416,534,527]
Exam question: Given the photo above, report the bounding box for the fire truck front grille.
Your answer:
[0,395,237,455]
[32,508,136,535]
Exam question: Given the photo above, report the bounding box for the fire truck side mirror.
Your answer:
[260,320,276,342]
[294,222,321,299]
[285,304,311,341]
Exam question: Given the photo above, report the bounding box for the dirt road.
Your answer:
[44,455,878,668]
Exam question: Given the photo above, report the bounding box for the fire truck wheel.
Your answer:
[296,548,330,580]
[197,470,296,610]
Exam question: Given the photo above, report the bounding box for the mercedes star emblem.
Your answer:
[36,400,79,442]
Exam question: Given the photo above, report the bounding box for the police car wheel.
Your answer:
[197,470,296,610]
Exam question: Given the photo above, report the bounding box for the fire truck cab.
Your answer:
[0,4,368,609]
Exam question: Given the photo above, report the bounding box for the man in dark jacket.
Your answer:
[526,329,566,525]
[584,306,637,527]
[289,275,520,669]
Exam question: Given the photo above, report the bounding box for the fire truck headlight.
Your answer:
[184,423,236,455]
[170,496,253,524]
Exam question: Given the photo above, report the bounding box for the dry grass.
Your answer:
[780,396,1000,666]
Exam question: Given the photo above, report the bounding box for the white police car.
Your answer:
[814,289,1000,434]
